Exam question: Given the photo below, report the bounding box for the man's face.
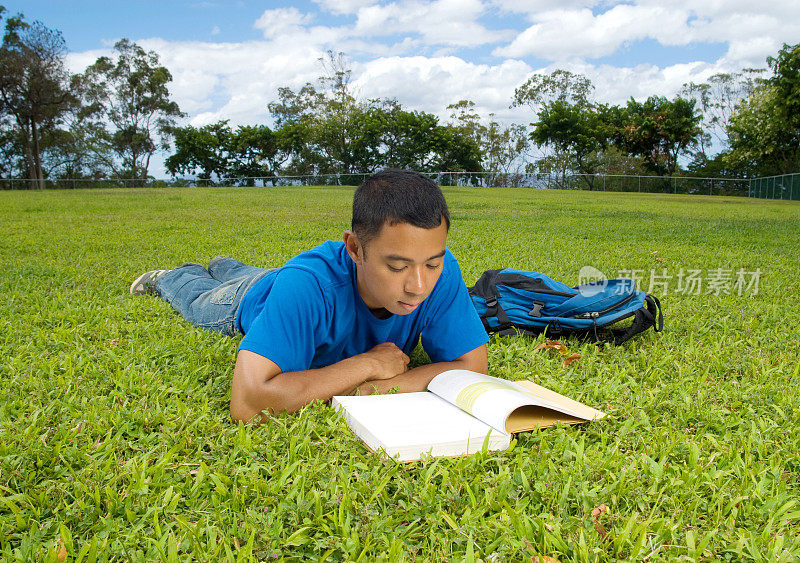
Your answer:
[345,220,448,318]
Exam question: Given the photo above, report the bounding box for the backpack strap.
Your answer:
[608,294,663,345]
[483,295,511,330]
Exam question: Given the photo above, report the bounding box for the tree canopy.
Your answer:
[0,11,73,188]
[75,39,184,179]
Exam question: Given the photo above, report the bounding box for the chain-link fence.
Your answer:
[0,172,751,195]
[749,173,800,200]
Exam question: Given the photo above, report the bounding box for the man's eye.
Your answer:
[388,265,406,272]
[426,263,442,270]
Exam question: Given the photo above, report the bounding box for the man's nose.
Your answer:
[404,267,425,295]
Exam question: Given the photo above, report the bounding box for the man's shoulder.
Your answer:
[278,240,351,291]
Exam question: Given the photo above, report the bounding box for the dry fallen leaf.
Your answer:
[655,257,664,262]
[233,537,241,551]
[57,539,67,562]
[108,338,120,348]
[563,353,581,368]
[591,503,612,542]
[535,339,570,355]
[593,520,610,542]
[649,250,659,255]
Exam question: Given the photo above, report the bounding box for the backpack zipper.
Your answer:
[569,292,636,318]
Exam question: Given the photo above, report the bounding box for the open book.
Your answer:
[332,369,606,461]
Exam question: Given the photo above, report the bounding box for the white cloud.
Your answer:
[494,5,694,60]
[353,0,507,48]
[254,7,314,39]
[211,25,220,36]
[356,56,532,121]
[492,0,800,67]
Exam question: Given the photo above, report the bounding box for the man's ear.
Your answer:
[343,230,364,264]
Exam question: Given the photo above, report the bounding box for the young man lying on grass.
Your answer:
[130,169,489,422]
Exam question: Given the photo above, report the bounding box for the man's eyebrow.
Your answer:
[384,250,446,263]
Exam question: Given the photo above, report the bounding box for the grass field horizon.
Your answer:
[1,186,798,561]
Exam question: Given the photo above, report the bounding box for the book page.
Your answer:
[427,370,601,433]
[332,392,510,461]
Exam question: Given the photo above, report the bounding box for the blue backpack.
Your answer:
[468,269,663,345]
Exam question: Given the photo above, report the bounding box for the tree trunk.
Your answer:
[19,118,36,189]
[144,151,152,183]
[31,119,44,190]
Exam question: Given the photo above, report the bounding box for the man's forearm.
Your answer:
[232,354,377,421]
[355,357,486,396]
[231,343,411,422]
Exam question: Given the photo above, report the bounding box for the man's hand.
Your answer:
[355,343,488,396]
[356,342,410,381]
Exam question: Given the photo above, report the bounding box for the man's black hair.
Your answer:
[352,169,450,246]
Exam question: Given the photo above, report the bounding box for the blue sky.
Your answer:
[8,0,733,68]
[3,1,798,174]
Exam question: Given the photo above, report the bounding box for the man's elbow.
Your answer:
[464,356,489,375]
[230,351,287,422]
[230,389,264,424]
[456,344,488,374]
[230,377,303,422]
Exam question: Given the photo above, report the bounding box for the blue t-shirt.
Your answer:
[237,241,488,373]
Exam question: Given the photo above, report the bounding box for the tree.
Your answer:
[447,100,484,144]
[267,52,384,175]
[511,71,595,185]
[608,96,702,176]
[228,125,288,185]
[76,39,183,180]
[447,100,527,182]
[427,125,483,173]
[530,101,609,189]
[481,117,528,185]
[165,120,231,182]
[378,102,439,169]
[767,42,800,135]
[723,43,800,176]
[0,115,23,178]
[725,86,799,175]
[511,69,594,113]
[0,12,73,188]
[681,69,765,157]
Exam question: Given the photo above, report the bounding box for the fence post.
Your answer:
[638,176,641,192]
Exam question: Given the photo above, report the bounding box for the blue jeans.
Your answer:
[155,256,275,336]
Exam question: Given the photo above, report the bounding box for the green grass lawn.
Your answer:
[1,186,798,561]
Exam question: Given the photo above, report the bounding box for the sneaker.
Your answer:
[129,269,170,295]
